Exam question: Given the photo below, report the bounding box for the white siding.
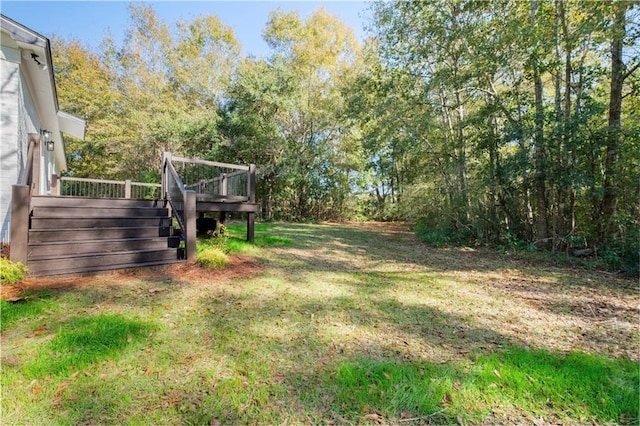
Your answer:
[0,46,40,242]
[0,50,21,243]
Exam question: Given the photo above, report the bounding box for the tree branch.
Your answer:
[622,62,639,82]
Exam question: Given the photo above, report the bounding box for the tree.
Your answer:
[601,2,637,244]
[222,8,362,221]
[51,38,122,178]
[366,0,639,263]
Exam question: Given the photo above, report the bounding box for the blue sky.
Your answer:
[1,1,372,57]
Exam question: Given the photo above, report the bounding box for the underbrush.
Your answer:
[414,222,639,277]
[196,247,229,269]
[0,258,28,284]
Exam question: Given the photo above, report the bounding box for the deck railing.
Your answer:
[53,176,161,199]
[162,153,196,261]
[12,147,255,265]
[161,152,257,257]
[170,155,252,201]
[11,134,40,263]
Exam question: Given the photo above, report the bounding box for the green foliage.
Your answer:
[221,9,364,221]
[414,220,473,248]
[196,247,229,269]
[365,0,640,263]
[0,258,28,284]
[54,5,240,180]
[50,1,639,259]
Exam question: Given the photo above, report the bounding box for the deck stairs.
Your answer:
[26,196,182,276]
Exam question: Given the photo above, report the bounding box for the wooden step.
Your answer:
[30,217,172,230]
[29,226,173,243]
[25,195,183,277]
[27,248,180,276]
[28,258,185,277]
[31,206,169,218]
[27,237,180,258]
[31,196,162,209]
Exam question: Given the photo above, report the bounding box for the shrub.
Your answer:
[196,247,229,269]
[0,258,28,284]
[414,220,473,247]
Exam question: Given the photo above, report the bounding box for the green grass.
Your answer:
[198,222,293,255]
[1,223,637,424]
[23,314,156,378]
[330,348,639,423]
[1,290,57,331]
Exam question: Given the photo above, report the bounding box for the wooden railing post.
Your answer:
[125,180,132,199]
[10,184,30,264]
[221,173,227,197]
[248,164,256,203]
[162,151,172,199]
[51,174,59,195]
[29,135,41,196]
[185,190,197,260]
[247,164,256,243]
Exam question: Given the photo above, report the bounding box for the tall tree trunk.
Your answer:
[455,92,469,225]
[556,0,572,247]
[601,3,627,244]
[531,0,549,247]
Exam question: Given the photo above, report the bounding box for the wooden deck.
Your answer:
[10,150,257,276]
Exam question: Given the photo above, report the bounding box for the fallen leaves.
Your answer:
[364,412,384,423]
[27,326,48,338]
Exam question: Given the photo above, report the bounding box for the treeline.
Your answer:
[52,2,638,271]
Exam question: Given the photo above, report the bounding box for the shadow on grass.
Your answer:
[4,222,637,424]
[188,285,638,424]
[270,222,637,290]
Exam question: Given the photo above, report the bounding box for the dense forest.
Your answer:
[51,2,638,272]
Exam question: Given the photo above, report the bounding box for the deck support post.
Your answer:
[10,184,30,264]
[247,164,256,243]
[247,213,255,243]
[185,190,197,261]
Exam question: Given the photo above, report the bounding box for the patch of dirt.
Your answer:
[1,255,263,300]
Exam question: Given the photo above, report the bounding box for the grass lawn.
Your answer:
[1,222,638,425]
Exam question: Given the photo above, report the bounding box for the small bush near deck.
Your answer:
[196,247,229,269]
[0,258,28,284]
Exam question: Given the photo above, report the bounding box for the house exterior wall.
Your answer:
[0,42,40,243]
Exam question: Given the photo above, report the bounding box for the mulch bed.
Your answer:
[1,255,263,301]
